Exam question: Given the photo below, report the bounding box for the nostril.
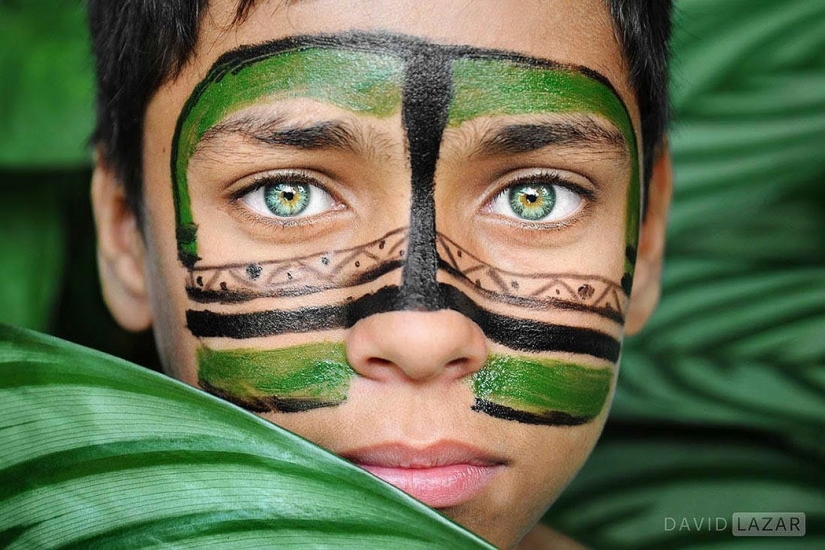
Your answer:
[446,357,469,369]
[368,357,394,368]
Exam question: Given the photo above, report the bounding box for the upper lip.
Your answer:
[339,441,508,469]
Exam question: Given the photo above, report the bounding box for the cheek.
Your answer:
[516,419,606,509]
[470,354,614,426]
[195,342,356,412]
[140,120,205,384]
[141,213,202,385]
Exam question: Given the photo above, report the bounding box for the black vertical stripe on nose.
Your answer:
[397,47,453,311]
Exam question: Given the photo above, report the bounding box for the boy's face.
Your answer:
[96,0,668,547]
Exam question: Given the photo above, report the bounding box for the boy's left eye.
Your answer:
[489,180,583,223]
[240,176,337,219]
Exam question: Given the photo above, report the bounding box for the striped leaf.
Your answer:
[550,428,825,549]
[615,0,825,436]
[0,324,493,549]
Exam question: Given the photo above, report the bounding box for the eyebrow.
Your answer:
[457,116,628,160]
[194,113,395,160]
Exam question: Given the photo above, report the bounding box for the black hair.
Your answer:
[88,0,671,221]
[607,1,673,198]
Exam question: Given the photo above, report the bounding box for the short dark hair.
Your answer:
[88,0,671,221]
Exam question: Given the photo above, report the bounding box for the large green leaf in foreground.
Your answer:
[0,324,493,549]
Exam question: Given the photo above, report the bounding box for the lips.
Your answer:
[341,442,506,508]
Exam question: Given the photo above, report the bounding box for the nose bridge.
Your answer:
[396,44,453,311]
[345,310,487,383]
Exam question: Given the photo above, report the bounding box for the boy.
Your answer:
[89,0,672,547]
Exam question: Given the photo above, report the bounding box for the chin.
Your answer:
[438,500,546,549]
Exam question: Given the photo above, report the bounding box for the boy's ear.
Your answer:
[624,144,672,335]
[90,153,153,331]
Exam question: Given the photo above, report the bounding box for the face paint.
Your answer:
[186,228,408,304]
[197,342,354,412]
[435,233,626,323]
[395,40,452,311]
[172,37,405,413]
[175,32,639,423]
[447,57,641,294]
[471,355,612,426]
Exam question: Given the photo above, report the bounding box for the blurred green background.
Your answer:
[1,0,823,547]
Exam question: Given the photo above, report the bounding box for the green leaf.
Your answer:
[0,324,493,549]
[547,431,825,549]
[0,0,94,167]
[615,0,825,435]
[0,181,65,331]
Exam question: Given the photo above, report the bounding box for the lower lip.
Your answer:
[358,463,501,508]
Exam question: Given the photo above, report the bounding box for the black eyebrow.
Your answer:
[195,114,393,159]
[469,118,628,158]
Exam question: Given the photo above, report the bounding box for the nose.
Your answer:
[345,310,488,382]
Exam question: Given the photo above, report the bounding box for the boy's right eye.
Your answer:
[238,172,340,220]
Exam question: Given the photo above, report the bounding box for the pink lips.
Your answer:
[341,442,505,508]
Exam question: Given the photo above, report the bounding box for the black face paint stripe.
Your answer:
[199,380,338,413]
[471,399,590,426]
[185,226,626,321]
[186,285,398,339]
[438,284,621,361]
[186,284,620,362]
[396,47,453,310]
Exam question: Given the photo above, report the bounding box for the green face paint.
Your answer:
[197,342,356,412]
[172,47,404,265]
[471,354,613,425]
[448,57,641,292]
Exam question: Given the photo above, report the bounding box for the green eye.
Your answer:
[240,175,338,220]
[264,183,311,217]
[508,184,556,221]
[489,178,583,223]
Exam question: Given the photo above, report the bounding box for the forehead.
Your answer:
[177,37,633,149]
[151,0,636,129]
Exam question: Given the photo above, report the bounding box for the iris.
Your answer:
[264,183,311,217]
[508,184,556,221]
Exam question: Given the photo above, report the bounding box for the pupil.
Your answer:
[282,191,295,202]
[525,193,538,204]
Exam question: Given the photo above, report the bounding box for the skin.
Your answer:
[92,1,672,548]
